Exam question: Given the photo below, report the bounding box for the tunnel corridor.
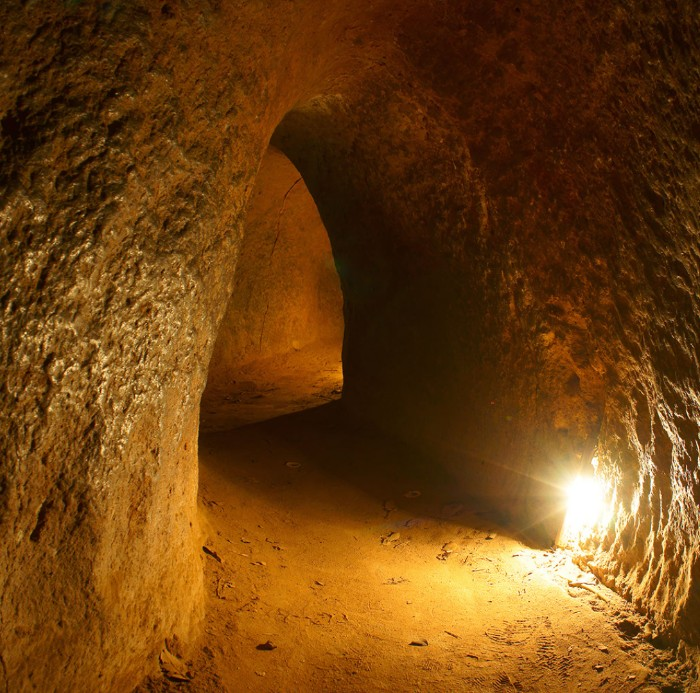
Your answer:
[3,1,700,691]
[200,146,344,433]
[179,123,695,690]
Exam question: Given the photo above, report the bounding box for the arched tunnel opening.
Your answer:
[3,3,700,692]
[200,145,344,433]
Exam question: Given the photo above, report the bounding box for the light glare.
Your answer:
[559,474,608,546]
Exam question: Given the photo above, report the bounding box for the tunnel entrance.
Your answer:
[200,147,344,433]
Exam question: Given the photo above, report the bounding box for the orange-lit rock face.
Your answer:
[1,0,699,688]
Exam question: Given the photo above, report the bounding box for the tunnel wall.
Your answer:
[404,0,700,644]
[1,1,700,689]
[0,3,290,689]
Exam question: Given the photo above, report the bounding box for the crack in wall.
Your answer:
[270,176,303,261]
[259,300,270,353]
[260,175,303,351]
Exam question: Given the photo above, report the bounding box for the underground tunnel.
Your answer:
[2,1,700,691]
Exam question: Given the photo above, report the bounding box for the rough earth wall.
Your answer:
[0,2,299,689]
[1,0,700,689]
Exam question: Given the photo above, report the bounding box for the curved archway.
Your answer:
[201,146,344,431]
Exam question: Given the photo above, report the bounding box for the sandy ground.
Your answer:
[135,393,699,693]
[199,341,343,433]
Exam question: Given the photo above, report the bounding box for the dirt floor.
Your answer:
[199,341,343,434]
[138,358,699,693]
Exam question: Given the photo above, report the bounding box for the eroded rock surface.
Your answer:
[1,0,699,689]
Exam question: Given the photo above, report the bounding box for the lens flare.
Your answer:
[559,473,609,546]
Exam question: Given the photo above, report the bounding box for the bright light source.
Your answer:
[567,476,604,530]
[558,469,609,547]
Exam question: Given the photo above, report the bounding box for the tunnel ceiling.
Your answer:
[1,0,700,689]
